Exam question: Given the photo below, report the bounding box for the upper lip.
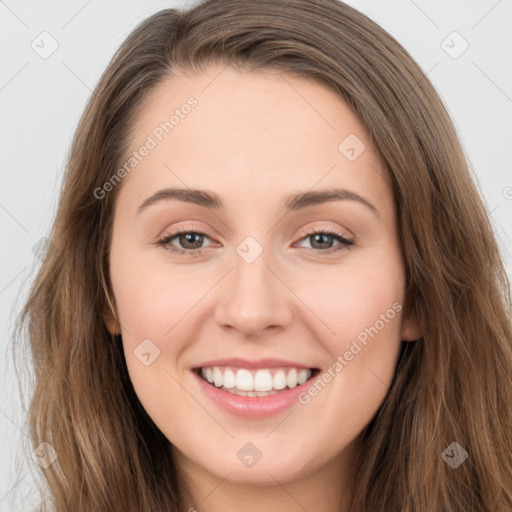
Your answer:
[193,357,318,370]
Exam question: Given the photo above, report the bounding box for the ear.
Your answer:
[104,307,121,336]
[400,304,422,342]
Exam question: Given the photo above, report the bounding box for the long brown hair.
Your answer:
[13,0,512,510]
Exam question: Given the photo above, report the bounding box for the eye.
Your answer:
[156,226,214,256]
[156,226,355,256]
[295,226,355,254]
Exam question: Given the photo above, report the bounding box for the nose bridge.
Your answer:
[215,234,293,336]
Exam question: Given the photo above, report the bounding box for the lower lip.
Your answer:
[192,369,317,419]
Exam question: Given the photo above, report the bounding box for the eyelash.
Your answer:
[156,226,355,257]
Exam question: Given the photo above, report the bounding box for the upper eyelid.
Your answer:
[159,224,351,237]
[301,225,353,239]
[158,225,354,246]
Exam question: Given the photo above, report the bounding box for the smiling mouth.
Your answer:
[194,366,320,397]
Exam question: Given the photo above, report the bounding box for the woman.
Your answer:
[15,0,512,510]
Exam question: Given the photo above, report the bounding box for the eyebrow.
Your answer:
[137,187,380,218]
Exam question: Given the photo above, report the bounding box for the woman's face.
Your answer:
[106,64,421,492]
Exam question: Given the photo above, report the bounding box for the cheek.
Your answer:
[109,236,201,337]
[293,254,405,405]
[108,240,193,400]
[110,257,198,433]
[297,256,405,350]
[294,258,405,431]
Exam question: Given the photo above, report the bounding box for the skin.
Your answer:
[105,64,422,512]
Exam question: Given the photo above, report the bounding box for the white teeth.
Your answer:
[273,370,287,390]
[253,369,273,391]
[199,366,313,393]
[225,388,278,397]
[297,369,309,385]
[287,368,298,388]
[213,367,223,387]
[235,369,253,391]
[223,369,236,389]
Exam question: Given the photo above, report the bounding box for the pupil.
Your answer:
[311,233,332,249]
[181,233,203,249]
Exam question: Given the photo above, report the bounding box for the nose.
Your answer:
[214,245,294,338]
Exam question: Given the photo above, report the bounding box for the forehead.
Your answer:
[117,64,391,218]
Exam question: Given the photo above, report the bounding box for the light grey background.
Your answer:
[1,1,511,510]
